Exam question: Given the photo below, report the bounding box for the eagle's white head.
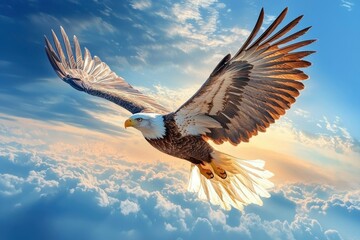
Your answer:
[124,113,166,139]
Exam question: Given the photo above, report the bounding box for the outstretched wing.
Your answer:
[174,8,315,145]
[45,27,169,114]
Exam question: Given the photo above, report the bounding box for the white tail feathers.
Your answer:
[187,150,274,211]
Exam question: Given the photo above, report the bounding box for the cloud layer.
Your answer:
[0,113,358,240]
[0,1,359,239]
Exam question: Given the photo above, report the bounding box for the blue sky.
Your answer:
[0,0,359,240]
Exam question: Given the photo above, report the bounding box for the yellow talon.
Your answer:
[210,162,227,179]
[197,164,214,179]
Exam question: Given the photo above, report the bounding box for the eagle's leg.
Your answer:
[210,162,227,179]
[197,163,214,179]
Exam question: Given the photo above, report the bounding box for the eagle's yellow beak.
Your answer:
[124,119,134,128]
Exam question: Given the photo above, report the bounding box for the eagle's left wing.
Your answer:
[45,27,169,114]
[174,8,315,145]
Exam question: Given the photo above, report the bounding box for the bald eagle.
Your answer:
[45,8,315,211]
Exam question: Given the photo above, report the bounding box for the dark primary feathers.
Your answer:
[175,7,315,145]
[44,27,169,114]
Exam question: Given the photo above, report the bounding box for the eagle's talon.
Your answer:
[211,162,227,179]
[215,167,227,179]
[217,168,227,179]
[197,164,214,179]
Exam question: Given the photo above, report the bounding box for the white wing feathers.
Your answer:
[45,27,168,114]
[174,114,222,135]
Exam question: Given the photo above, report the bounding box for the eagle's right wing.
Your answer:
[174,8,315,144]
[45,27,169,114]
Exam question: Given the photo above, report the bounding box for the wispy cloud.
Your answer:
[263,14,276,25]
[0,60,11,68]
[107,0,249,79]
[73,16,117,35]
[294,108,310,118]
[340,0,355,11]
[164,0,242,50]
[29,13,116,36]
[130,0,152,10]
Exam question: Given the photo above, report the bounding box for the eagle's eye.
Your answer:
[136,118,143,122]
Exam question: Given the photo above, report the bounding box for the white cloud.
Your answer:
[27,170,59,194]
[171,0,218,24]
[0,173,24,196]
[324,229,344,240]
[102,1,248,88]
[121,184,151,199]
[57,16,116,37]
[154,0,240,52]
[164,222,177,231]
[172,2,201,23]
[29,13,116,35]
[96,188,112,207]
[290,216,325,239]
[0,82,358,240]
[1,1,358,238]
[294,108,310,118]
[307,188,360,214]
[278,184,359,240]
[340,0,354,11]
[0,152,15,162]
[155,192,190,219]
[255,112,360,181]
[0,119,357,239]
[208,208,226,225]
[222,213,253,237]
[0,59,11,67]
[220,184,354,239]
[131,0,152,10]
[28,12,63,27]
[296,115,358,156]
[110,55,131,71]
[264,14,276,25]
[192,217,214,235]
[135,84,198,111]
[120,199,140,215]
